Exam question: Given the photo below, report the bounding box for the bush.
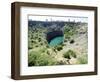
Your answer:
[28,46,33,49]
[35,45,39,47]
[64,39,67,42]
[63,53,71,59]
[38,38,41,42]
[28,51,39,66]
[35,54,56,66]
[28,49,57,66]
[28,40,33,49]
[40,43,43,45]
[65,36,70,40]
[56,45,63,51]
[63,50,76,59]
[46,45,50,48]
[70,39,75,44]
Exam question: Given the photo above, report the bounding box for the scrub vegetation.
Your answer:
[28,19,88,66]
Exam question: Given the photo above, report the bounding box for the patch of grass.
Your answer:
[77,54,88,64]
[56,60,66,65]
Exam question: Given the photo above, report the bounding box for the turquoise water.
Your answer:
[49,37,64,47]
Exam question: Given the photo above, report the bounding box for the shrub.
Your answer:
[63,53,71,59]
[28,40,33,49]
[38,38,41,42]
[28,51,39,66]
[35,45,39,47]
[56,45,63,51]
[35,54,57,66]
[28,46,33,49]
[63,50,76,59]
[46,45,50,48]
[40,43,43,45]
[28,49,57,66]
[31,40,36,43]
[62,44,65,46]
[70,39,75,44]
[64,39,67,42]
[65,36,70,40]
